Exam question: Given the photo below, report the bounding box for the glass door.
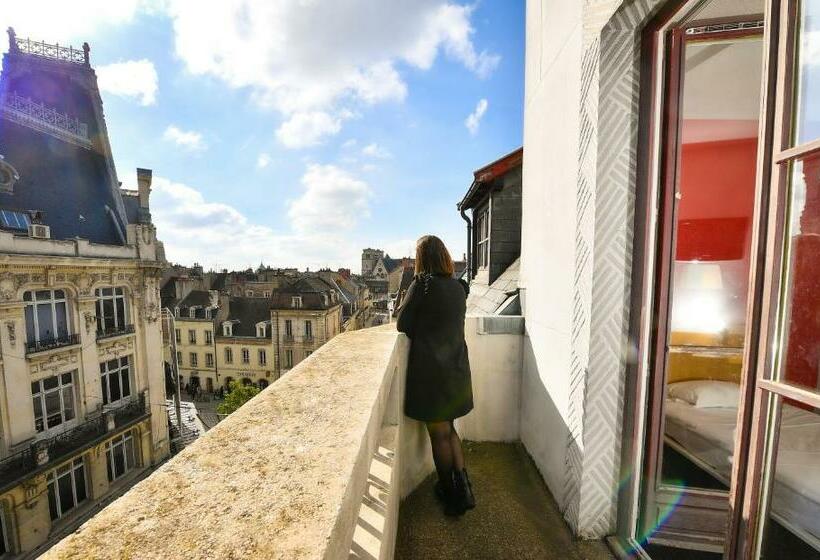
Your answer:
[638,0,767,555]
[735,1,820,558]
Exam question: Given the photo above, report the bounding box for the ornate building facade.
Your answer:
[0,30,170,556]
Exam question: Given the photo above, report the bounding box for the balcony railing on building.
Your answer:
[25,333,80,355]
[0,393,147,489]
[97,323,135,340]
[7,28,89,65]
[0,91,92,149]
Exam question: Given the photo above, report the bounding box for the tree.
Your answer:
[217,380,261,415]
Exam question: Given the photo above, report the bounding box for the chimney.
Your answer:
[137,168,152,224]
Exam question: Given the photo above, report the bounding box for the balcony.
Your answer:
[96,323,135,341]
[25,332,80,355]
[42,320,612,559]
[0,394,148,491]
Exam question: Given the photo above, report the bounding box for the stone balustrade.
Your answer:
[42,316,525,560]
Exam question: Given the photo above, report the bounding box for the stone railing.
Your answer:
[43,317,525,559]
[1,92,92,148]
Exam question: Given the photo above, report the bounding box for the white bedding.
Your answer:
[664,397,820,548]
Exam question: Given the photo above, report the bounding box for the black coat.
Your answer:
[396,273,473,422]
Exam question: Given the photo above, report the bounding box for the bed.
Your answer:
[664,389,820,551]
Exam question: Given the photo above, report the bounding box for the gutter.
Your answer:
[458,183,475,280]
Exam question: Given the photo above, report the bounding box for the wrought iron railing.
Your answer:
[9,29,89,65]
[1,92,90,143]
[0,394,148,488]
[25,333,80,355]
[97,323,135,340]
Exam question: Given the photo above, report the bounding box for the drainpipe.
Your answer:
[459,200,473,280]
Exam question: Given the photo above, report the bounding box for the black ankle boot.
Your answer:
[440,471,465,516]
[454,469,475,510]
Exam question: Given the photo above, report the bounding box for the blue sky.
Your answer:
[2,1,524,272]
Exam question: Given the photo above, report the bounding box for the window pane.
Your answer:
[55,302,68,337]
[759,402,820,559]
[125,437,135,469]
[103,299,115,331]
[45,390,61,428]
[778,152,820,394]
[106,451,114,482]
[116,297,126,327]
[121,369,131,398]
[114,445,125,478]
[109,371,121,402]
[25,305,35,343]
[75,464,87,503]
[43,376,58,391]
[58,473,74,514]
[62,387,74,421]
[101,377,109,406]
[36,303,53,339]
[33,396,43,432]
[794,2,820,145]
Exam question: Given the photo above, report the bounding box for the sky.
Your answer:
[1,1,524,273]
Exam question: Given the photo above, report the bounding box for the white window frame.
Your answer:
[305,320,313,339]
[105,431,136,483]
[241,348,250,364]
[94,287,129,334]
[100,356,132,406]
[205,352,214,368]
[189,352,198,367]
[259,349,267,366]
[291,296,302,309]
[223,322,233,337]
[24,289,71,344]
[174,329,181,343]
[256,323,267,338]
[46,457,87,520]
[176,351,183,366]
[285,349,293,368]
[285,320,293,337]
[476,205,490,269]
[31,371,76,434]
[204,330,212,345]
[188,329,196,344]
[224,347,233,364]
[263,290,271,298]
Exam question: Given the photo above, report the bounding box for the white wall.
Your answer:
[519,0,584,499]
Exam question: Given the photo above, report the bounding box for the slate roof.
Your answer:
[218,297,271,337]
[270,275,340,310]
[0,44,131,245]
[466,258,520,315]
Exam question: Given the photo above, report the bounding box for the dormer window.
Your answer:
[222,322,233,337]
[174,307,180,318]
[188,307,197,318]
[291,296,302,309]
[256,323,267,338]
[205,308,212,319]
[322,294,329,306]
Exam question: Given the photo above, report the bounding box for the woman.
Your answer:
[397,235,476,516]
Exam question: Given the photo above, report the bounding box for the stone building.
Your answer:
[168,290,218,393]
[270,276,343,375]
[0,29,170,557]
[215,297,275,389]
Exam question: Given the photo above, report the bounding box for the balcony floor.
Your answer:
[396,442,613,560]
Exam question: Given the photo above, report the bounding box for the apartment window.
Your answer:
[100,356,131,406]
[95,287,128,334]
[305,320,313,339]
[204,308,212,319]
[189,353,198,367]
[263,290,271,298]
[205,353,214,368]
[46,457,87,521]
[256,324,267,338]
[105,431,136,482]
[174,329,181,343]
[241,348,250,364]
[222,322,233,337]
[176,351,183,366]
[285,349,293,368]
[291,296,302,309]
[24,289,70,345]
[205,330,212,345]
[476,206,489,269]
[258,349,267,366]
[224,347,233,364]
[31,372,75,433]
[188,307,196,319]
[285,320,293,337]
[174,307,180,317]
[188,329,196,344]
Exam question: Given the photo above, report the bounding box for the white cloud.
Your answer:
[804,31,820,67]
[164,0,498,143]
[256,153,272,169]
[465,98,488,135]
[96,59,158,106]
[163,125,206,152]
[276,111,344,149]
[288,164,371,233]
[151,165,372,270]
[362,143,392,159]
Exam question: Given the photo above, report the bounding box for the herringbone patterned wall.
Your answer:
[564,0,663,538]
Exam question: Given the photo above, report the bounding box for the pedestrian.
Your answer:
[396,234,475,516]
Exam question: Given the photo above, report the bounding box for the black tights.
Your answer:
[426,421,465,482]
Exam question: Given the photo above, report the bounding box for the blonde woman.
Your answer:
[397,235,475,516]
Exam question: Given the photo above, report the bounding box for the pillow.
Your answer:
[667,380,740,409]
